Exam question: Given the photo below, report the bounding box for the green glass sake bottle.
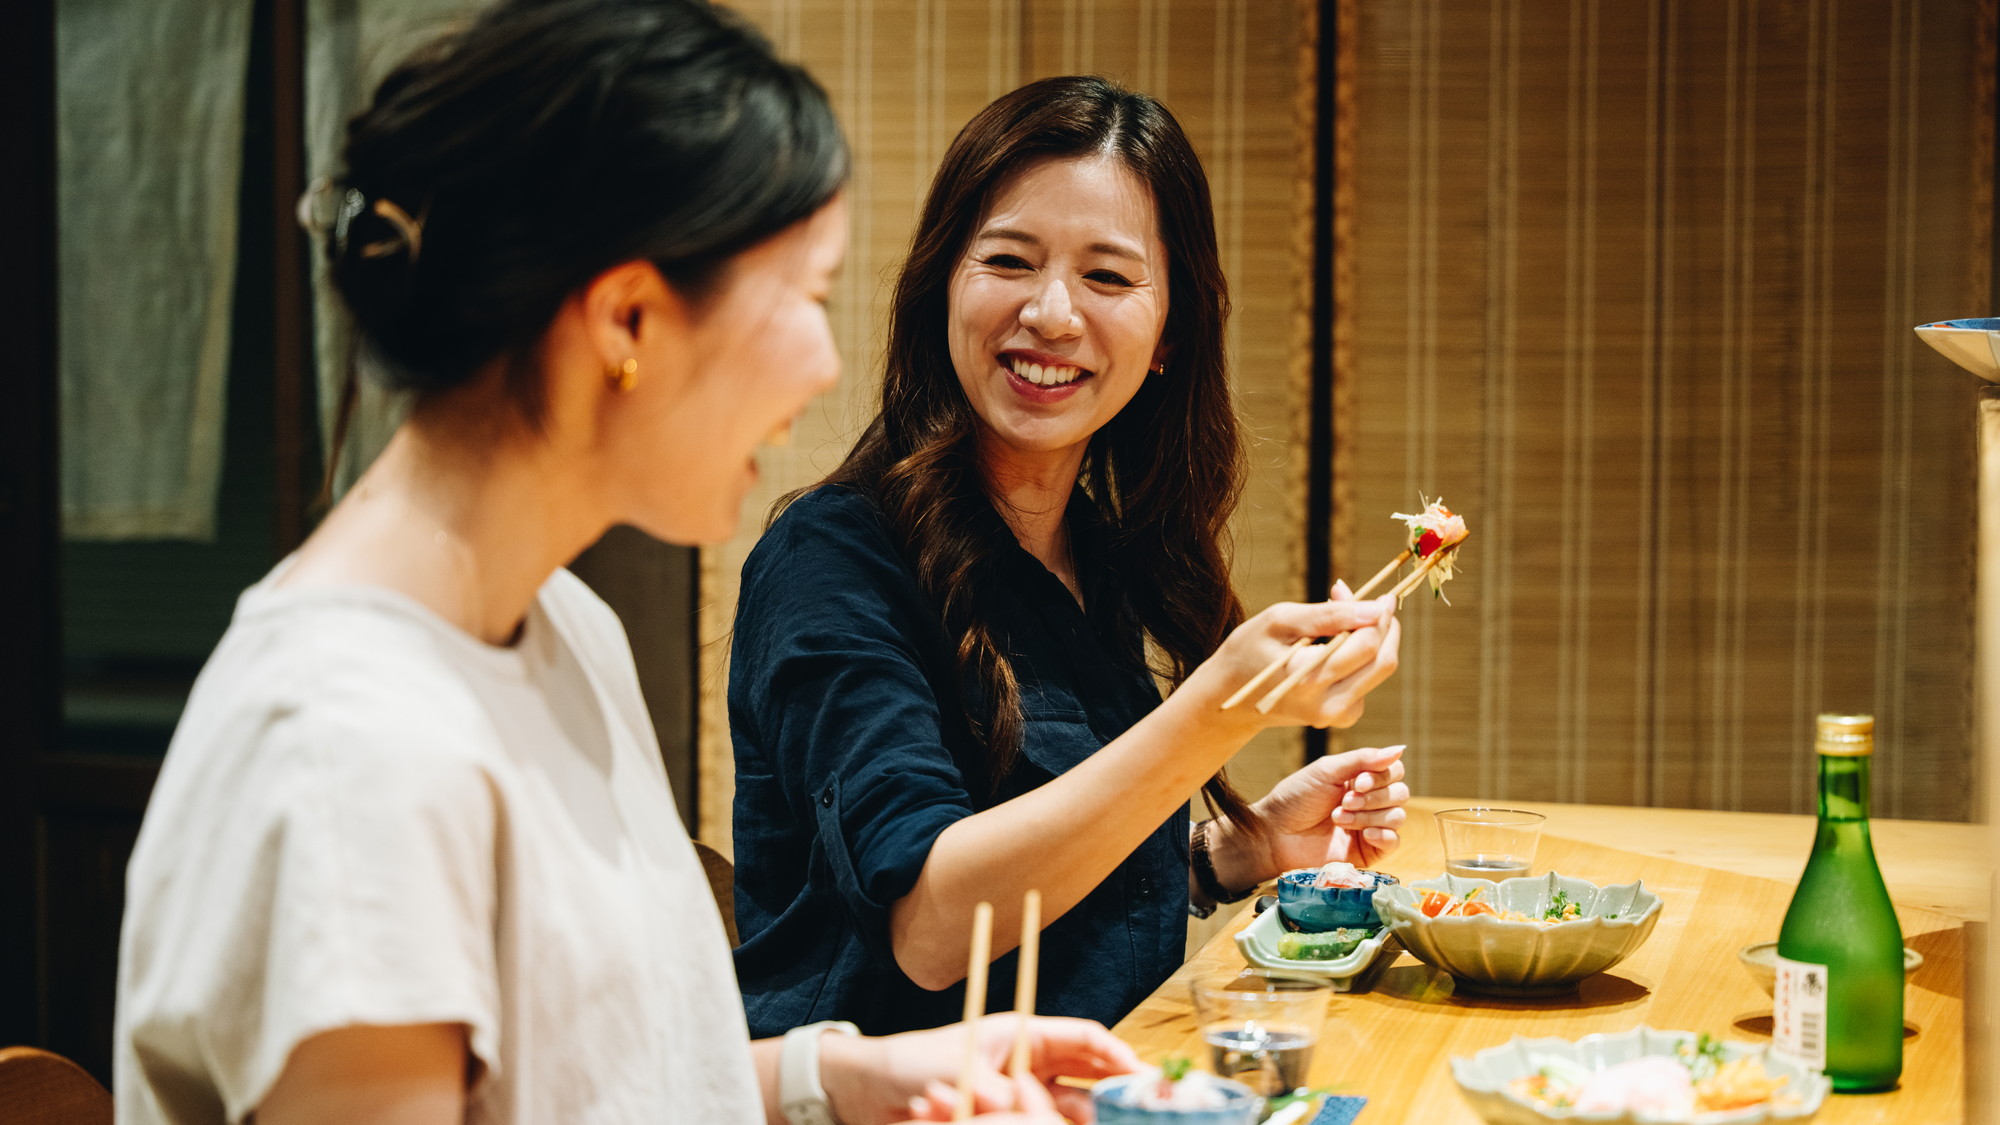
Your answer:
[1773,713,1903,1092]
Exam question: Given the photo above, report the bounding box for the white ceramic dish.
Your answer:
[1372,873,1662,996]
[1450,1026,1829,1124]
[1914,318,2000,382]
[1736,941,1921,997]
[1233,907,1397,992]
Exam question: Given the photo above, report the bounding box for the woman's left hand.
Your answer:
[1224,744,1408,884]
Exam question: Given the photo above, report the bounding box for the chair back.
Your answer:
[0,1047,112,1125]
[692,839,739,946]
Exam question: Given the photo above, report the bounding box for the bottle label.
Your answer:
[1773,955,1829,1069]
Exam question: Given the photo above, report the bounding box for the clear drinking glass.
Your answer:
[1188,972,1330,1098]
[1434,807,1545,881]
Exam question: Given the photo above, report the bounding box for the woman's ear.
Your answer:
[579,260,692,387]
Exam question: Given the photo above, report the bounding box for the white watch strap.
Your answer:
[779,1020,860,1125]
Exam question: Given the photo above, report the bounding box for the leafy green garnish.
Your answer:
[1265,1086,1341,1115]
[1162,1056,1194,1083]
[1606,912,1619,920]
[1543,890,1572,921]
[1675,1033,1727,1081]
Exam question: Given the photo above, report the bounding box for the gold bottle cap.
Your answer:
[1815,713,1875,756]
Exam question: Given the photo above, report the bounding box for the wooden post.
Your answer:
[271,0,311,551]
[1974,386,2000,1120]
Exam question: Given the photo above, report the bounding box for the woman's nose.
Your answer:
[1020,276,1081,339]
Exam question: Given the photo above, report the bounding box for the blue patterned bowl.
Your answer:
[1277,868,1399,932]
[1091,1074,1262,1125]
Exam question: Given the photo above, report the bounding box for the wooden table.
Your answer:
[1405,798,1989,923]
[1119,803,1976,1123]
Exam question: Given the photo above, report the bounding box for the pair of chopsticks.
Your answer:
[954,890,1042,1120]
[1218,535,1467,715]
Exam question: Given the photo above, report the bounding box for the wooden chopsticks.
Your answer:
[1009,890,1041,1080]
[954,902,994,1121]
[1217,548,1410,711]
[956,890,1043,1119]
[1222,535,1467,715]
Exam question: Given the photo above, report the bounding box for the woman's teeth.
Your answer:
[1010,359,1086,386]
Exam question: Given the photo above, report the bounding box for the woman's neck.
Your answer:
[279,387,612,646]
[978,437,1085,603]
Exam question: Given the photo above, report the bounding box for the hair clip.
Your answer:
[293,177,425,266]
[294,176,343,237]
[359,198,425,266]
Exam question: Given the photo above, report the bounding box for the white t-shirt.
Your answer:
[114,567,761,1124]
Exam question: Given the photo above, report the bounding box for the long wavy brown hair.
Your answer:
[813,76,1254,827]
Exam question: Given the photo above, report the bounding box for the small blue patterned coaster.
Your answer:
[1307,1094,1368,1125]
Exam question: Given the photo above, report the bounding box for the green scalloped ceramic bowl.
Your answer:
[1372,873,1662,996]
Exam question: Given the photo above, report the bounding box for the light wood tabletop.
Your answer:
[1118,802,1974,1123]
[1409,797,1989,923]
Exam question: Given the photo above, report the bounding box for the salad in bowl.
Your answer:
[1451,1027,1828,1123]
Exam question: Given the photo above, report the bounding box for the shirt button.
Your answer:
[1136,877,1154,899]
[820,787,834,808]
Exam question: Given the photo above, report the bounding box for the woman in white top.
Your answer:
[113,1,1135,1122]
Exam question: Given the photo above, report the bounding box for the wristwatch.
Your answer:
[1189,818,1256,919]
[779,1020,860,1125]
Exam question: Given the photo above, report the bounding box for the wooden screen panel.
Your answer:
[1335,0,1989,820]
[1031,0,1319,803]
[697,0,1317,848]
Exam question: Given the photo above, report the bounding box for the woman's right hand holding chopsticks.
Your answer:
[1196,580,1402,730]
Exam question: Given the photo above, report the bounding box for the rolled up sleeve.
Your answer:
[731,490,975,958]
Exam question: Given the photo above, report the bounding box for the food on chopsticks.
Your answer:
[1221,497,1470,712]
[1390,497,1468,601]
[1276,927,1373,961]
[1506,1034,1795,1116]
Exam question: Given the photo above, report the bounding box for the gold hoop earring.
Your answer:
[606,358,638,393]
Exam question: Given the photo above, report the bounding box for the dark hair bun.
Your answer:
[328,0,847,398]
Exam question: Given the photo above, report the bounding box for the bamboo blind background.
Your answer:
[1332,0,1993,821]
[697,0,1319,851]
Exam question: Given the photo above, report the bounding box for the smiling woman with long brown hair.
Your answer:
[728,75,1411,1039]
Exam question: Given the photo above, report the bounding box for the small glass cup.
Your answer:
[1188,972,1330,1098]
[1434,807,1545,882]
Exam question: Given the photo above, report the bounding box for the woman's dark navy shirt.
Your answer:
[729,485,1189,1038]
